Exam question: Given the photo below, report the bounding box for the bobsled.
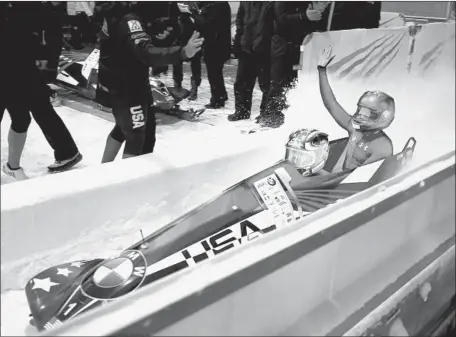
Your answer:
[55,48,206,120]
[25,136,417,331]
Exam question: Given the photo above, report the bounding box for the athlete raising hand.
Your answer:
[317,46,394,171]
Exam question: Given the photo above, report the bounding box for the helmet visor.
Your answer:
[285,147,317,171]
[353,106,381,125]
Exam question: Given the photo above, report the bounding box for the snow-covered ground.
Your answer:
[1,60,455,335]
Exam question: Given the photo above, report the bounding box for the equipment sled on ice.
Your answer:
[55,49,206,122]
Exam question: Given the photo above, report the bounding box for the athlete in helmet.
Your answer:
[285,128,330,176]
[317,46,394,171]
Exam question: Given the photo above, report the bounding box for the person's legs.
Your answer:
[1,103,32,180]
[214,61,228,101]
[101,125,124,163]
[204,57,228,109]
[141,104,157,155]
[6,104,31,169]
[229,53,257,120]
[28,68,82,171]
[110,96,147,159]
[188,51,202,100]
[256,55,271,122]
[261,54,289,128]
[217,61,228,102]
[172,61,184,88]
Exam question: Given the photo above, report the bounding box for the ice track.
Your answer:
[1,62,455,336]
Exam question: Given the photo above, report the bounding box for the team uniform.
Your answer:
[98,10,187,157]
[317,65,395,171]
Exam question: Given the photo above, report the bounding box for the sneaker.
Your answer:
[48,152,83,173]
[2,163,29,181]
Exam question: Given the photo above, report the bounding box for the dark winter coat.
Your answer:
[233,1,274,57]
[192,1,232,63]
[1,2,58,95]
[317,1,382,32]
[97,6,185,100]
[271,1,315,58]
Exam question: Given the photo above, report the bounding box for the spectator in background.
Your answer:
[261,2,322,128]
[1,2,83,180]
[37,1,67,107]
[228,2,274,122]
[135,1,180,77]
[174,2,203,101]
[66,1,97,48]
[186,1,232,109]
[316,1,382,31]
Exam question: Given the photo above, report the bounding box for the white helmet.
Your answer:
[285,129,330,176]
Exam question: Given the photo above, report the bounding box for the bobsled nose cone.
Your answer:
[25,259,103,331]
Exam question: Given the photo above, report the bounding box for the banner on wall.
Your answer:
[299,23,455,82]
[411,22,456,77]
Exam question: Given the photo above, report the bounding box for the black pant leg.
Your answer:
[172,61,184,85]
[205,57,227,103]
[233,53,257,116]
[110,95,147,157]
[142,104,157,155]
[28,68,79,161]
[5,102,32,134]
[215,61,228,99]
[265,54,289,116]
[190,51,202,86]
[257,56,271,115]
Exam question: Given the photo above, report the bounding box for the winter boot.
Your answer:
[205,99,225,109]
[228,111,250,122]
[188,79,198,101]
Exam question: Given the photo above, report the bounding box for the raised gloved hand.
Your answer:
[317,46,336,68]
[306,4,322,21]
[183,31,204,58]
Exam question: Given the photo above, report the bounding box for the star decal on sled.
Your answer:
[31,277,59,292]
[56,268,73,277]
[70,261,85,268]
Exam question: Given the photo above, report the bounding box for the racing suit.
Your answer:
[318,66,393,171]
[97,11,188,157]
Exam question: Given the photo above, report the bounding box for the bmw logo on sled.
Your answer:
[25,134,417,331]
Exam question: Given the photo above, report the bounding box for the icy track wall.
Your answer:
[35,23,455,336]
[286,22,456,166]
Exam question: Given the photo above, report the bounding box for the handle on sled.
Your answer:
[402,137,417,156]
